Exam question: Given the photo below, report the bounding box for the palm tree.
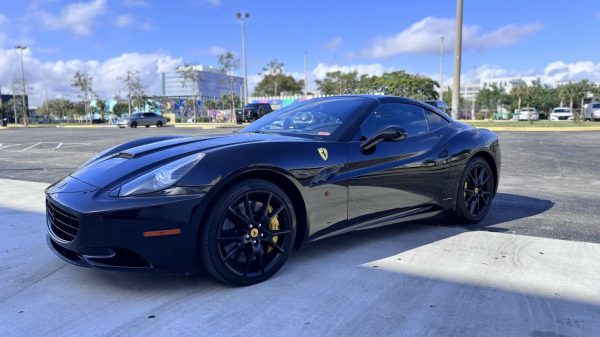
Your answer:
[71,71,94,124]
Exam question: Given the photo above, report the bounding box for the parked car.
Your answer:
[236,103,274,123]
[423,100,451,115]
[45,95,500,286]
[117,112,167,128]
[549,107,573,121]
[584,102,600,121]
[516,107,539,121]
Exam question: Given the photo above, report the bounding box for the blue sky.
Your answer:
[1,0,599,105]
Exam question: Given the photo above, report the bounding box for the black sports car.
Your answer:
[46,95,500,286]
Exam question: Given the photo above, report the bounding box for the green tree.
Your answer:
[476,85,504,119]
[95,98,107,122]
[218,52,240,123]
[71,71,94,123]
[177,64,202,122]
[253,59,304,96]
[112,102,129,116]
[315,71,360,95]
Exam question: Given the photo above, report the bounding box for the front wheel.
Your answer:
[130,121,138,128]
[454,157,495,224]
[200,179,296,286]
[156,121,163,127]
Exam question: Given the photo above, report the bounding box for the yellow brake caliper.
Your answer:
[267,205,280,253]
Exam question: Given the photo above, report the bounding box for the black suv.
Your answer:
[236,103,273,123]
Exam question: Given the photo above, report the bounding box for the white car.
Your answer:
[516,107,539,121]
[584,102,600,121]
[549,107,573,121]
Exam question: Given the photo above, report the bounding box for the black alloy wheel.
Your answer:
[156,121,163,127]
[201,179,296,286]
[130,121,138,128]
[454,157,494,223]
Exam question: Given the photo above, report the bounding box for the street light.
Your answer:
[451,0,463,120]
[236,12,249,105]
[15,45,28,125]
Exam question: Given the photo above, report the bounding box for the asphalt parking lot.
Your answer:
[1,127,600,336]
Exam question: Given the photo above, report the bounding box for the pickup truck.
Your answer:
[235,103,273,123]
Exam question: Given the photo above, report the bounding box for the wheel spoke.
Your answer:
[265,240,285,255]
[218,234,241,243]
[244,193,253,222]
[477,167,485,184]
[223,244,243,261]
[270,230,291,236]
[480,175,490,186]
[260,193,273,222]
[268,205,285,221]
[227,207,249,228]
[243,252,253,277]
[469,198,477,215]
[258,253,265,274]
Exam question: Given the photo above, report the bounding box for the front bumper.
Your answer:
[45,179,210,275]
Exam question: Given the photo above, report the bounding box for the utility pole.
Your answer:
[451,0,463,119]
[440,37,444,100]
[304,51,308,98]
[15,45,28,126]
[236,12,250,105]
[11,80,18,124]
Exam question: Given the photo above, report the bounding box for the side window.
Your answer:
[360,103,428,138]
[425,110,449,131]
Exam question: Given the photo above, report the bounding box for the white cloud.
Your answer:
[324,36,342,51]
[38,0,107,36]
[121,0,150,7]
[114,14,133,28]
[543,61,600,83]
[0,48,182,106]
[359,17,542,58]
[208,46,227,56]
[312,62,391,80]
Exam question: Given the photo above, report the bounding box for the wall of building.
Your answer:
[161,70,243,99]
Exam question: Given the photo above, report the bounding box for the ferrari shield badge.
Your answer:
[317,147,328,161]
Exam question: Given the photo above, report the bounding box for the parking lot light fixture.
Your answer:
[236,12,250,106]
[15,45,28,126]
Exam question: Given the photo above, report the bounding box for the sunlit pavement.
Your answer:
[1,178,599,337]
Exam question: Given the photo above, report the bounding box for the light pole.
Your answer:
[451,0,463,119]
[236,12,250,106]
[440,36,444,100]
[15,45,28,125]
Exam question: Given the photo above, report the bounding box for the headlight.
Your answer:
[118,153,205,196]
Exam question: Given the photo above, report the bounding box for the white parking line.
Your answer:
[56,143,63,149]
[20,142,41,152]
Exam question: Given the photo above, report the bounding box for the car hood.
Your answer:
[551,112,573,116]
[69,132,307,189]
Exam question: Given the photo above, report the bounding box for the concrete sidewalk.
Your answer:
[0,178,599,337]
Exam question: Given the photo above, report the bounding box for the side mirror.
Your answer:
[361,126,407,152]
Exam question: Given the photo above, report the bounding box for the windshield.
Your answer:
[244,104,260,108]
[521,108,534,112]
[242,97,371,138]
[131,113,143,118]
[592,103,600,109]
[553,108,569,113]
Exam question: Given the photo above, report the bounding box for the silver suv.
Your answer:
[584,102,600,121]
[117,112,167,128]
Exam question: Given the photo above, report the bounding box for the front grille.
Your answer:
[47,200,80,241]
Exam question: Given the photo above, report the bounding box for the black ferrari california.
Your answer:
[46,95,500,285]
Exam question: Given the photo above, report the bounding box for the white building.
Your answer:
[480,76,541,92]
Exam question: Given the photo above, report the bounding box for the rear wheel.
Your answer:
[145,125,150,128]
[156,121,163,127]
[200,179,296,286]
[130,121,138,128]
[454,157,494,224]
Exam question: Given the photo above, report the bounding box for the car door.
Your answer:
[345,102,449,226]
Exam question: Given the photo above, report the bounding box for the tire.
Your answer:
[130,122,138,128]
[200,179,296,286]
[454,157,495,224]
[145,125,150,128]
[156,121,163,127]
